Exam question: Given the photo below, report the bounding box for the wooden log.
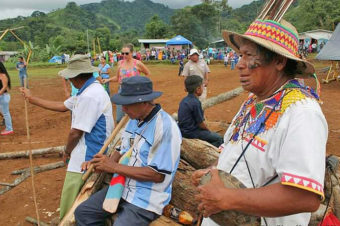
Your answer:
[172,87,244,120]
[12,161,65,175]
[171,160,200,216]
[0,171,30,195]
[309,204,326,226]
[181,138,219,169]
[25,216,49,226]
[0,146,65,160]
[0,182,15,187]
[0,161,65,195]
[201,86,244,110]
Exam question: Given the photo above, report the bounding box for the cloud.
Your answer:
[151,0,201,8]
[0,8,42,20]
[0,0,255,20]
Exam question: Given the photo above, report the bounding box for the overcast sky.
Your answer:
[0,0,254,20]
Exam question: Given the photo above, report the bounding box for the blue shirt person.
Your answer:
[75,76,181,226]
[98,57,112,95]
[16,56,28,87]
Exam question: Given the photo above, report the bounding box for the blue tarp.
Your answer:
[48,56,62,63]
[166,35,192,46]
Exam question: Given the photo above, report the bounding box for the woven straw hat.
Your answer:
[58,54,99,79]
[222,19,315,77]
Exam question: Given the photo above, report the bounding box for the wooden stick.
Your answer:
[11,161,65,175]
[0,162,65,195]
[0,182,15,187]
[0,29,9,41]
[25,216,49,226]
[0,146,64,160]
[276,0,294,21]
[258,0,272,19]
[82,115,129,181]
[0,26,25,33]
[268,0,284,20]
[24,78,41,226]
[0,171,30,195]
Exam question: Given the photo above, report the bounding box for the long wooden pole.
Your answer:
[82,115,129,181]
[24,78,40,226]
[0,29,9,41]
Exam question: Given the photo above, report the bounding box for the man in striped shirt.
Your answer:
[75,76,182,226]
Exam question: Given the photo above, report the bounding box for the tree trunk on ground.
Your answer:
[171,160,200,216]
[0,161,65,195]
[0,171,30,195]
[0,146,65,160]
[172,87,244,120]
[11,161,65,175]
[181,138,219,169]
[201,86,244,110]
[25,216,49,226]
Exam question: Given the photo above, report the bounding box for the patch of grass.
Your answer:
[7,67,63,87]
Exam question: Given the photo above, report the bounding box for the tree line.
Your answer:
[0,0,339,62]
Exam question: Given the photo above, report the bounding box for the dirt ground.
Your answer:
[0,62,339,225]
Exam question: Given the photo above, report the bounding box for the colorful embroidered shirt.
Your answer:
[202,79,328,226]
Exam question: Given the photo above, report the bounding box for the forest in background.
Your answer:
[0,0,339,61]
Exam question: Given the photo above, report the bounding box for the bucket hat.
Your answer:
[58,54,99,79]
[222,19,314,77]
[111,76,162,105]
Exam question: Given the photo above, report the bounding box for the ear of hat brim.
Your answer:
[58,66,100,79]
[222,30,315,77]
[111,92,163,105]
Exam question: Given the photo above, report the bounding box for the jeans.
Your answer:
[231,60,235,70]
[75,187,159,226]
[0,93,13,131]
[19,73,28,88]
[183,129,223,148]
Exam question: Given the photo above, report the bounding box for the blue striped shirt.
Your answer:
[120,106,182,214]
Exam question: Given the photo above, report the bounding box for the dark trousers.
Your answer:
[178,66,183,76]
[183,129,223,148]
[75,187,159,226]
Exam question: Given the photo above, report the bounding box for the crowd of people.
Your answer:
[298,40,326,58]
[0,14,329,226]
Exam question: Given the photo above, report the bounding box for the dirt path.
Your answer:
[0,63,338,225]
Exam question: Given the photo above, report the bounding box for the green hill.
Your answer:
[0,0,174,52]
[1,0,339,56]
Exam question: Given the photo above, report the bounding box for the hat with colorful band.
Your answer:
[222,19,315,77]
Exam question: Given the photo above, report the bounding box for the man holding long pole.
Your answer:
[20,54,114,220]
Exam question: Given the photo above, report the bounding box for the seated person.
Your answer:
[75,76,182,226]
[178,75,223,148]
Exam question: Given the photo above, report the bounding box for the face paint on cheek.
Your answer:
[248,56,262,69]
